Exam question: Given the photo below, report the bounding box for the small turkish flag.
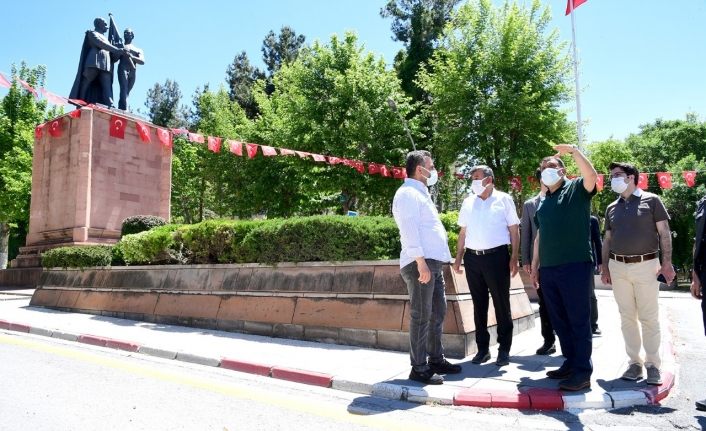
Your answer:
[227,140,242,156]
[353,161,365,174]
[295,151,310,158]
[207,136,222,153]
[261,145,277,156]
[565,0,587,15]
[245,143,259,159]
[109,115,126,139]
[157,128,172,148]
[510,176,522,192]
[683,171,697,187]
[392,167,406,179]
[171,128,188,136]
[595,174,604,191]
[0,72,11,89]
[47,118,65,138]
[279,148,296,156]
[188,132,204,144]
[40,88,68,105]
[368,163,380,175]
[69,110,81,119]
[68,98,87,106]
[35,124,43,140]
[380,165,391,177]
[311,154,326,162]
[656,172,672,189]
[17,78,37,98]
[135,121,151,143]
[327,156,342,165]
[637,173,649,189]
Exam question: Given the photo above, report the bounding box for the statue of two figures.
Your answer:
[69,15,145,111]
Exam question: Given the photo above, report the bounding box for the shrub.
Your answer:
[116,213,460,266]
[119,224,183,265]
[120,215,167,237]
[41,245,113,269]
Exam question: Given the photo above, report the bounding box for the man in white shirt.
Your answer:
[393,150,461,385]
[453,165,520,366]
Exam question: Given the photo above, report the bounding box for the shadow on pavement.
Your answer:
[347,395,418,416]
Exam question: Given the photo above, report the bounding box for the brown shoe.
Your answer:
[546,367,572,379]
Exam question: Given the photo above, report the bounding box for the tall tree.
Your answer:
[262,26,306,77]
[144,79,189,128]
[381,0,459,102]
[0,63,55,268]
[251,32,415,216]
[225,52,264,119]
[419,0,573,187]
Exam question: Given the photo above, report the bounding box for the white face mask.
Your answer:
[421,167,438,186]
[541,168,562,187]
[471,179,486,195]
[611,177,628,194]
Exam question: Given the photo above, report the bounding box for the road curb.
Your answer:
[0,318,679,411]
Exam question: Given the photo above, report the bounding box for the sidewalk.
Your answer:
[0,289,676,411]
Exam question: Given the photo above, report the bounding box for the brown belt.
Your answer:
[610,252,658,264]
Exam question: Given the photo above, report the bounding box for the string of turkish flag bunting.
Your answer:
[4,70,702,190]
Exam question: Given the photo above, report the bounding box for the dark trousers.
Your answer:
[700,270,706,336]
[539,261,593,379]
[536,287,555,345]
[463,248,513,353]
[590,273,599,330]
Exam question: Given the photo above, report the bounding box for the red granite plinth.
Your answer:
[14,108,171,267]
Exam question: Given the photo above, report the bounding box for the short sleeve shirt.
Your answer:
[535,177,596,267]
[457,189,520,250]
[604,189,669,255]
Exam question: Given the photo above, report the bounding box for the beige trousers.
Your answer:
[609,258,662,369]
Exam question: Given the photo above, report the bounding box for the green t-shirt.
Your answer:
[534,177,596,267]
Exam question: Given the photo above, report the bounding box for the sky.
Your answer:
[1,0,705,144]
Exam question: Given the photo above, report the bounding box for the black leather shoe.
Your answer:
[495,351,510,366]
[471,351,491,364]
[429,358,462,374]
[559,377,591,391]
[409,368,443,385]
[546,367,572,379]
[592,327,602,336]
[536,343,556,355]
[695,398,706,411]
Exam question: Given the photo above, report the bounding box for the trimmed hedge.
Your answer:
[120,215,167,238]
[44,213,462,267]
[42,245,113,269]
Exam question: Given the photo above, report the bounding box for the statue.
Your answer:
[69,17,125,107]
[117,28,145,110]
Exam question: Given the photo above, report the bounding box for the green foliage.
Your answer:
[119,224,183,265]
[381,0,459,102]
[251,32,415,216]
[143,79,189,128]
[419,0,573,190]
[439,210,459,252]
[585,139,637,217]
[118,216,405,265]
[120,215,167,237]
[41,246,113,269]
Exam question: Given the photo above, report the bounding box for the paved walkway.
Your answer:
[0,288,676,411]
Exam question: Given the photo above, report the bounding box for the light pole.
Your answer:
[387,97,416,151]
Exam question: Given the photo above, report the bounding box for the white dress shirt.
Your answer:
[458,189,520,250]
[393,178,453,268]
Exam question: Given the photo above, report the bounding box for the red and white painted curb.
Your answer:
[0,318,675,411]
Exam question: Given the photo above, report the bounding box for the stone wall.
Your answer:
[30,261,534,358]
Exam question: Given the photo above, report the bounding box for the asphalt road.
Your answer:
[0,291,704,431]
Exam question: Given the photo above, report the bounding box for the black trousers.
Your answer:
[536,287,556,345]
[590,272,599,330]
[463,247,513,352]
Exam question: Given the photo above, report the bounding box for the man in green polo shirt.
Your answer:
[530,144,598,391]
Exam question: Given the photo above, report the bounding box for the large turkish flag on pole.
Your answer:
[566,0,587,15]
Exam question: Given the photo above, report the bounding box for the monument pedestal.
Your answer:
[14,107,171,267]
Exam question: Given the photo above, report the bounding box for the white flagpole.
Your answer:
[569,0,584,149]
